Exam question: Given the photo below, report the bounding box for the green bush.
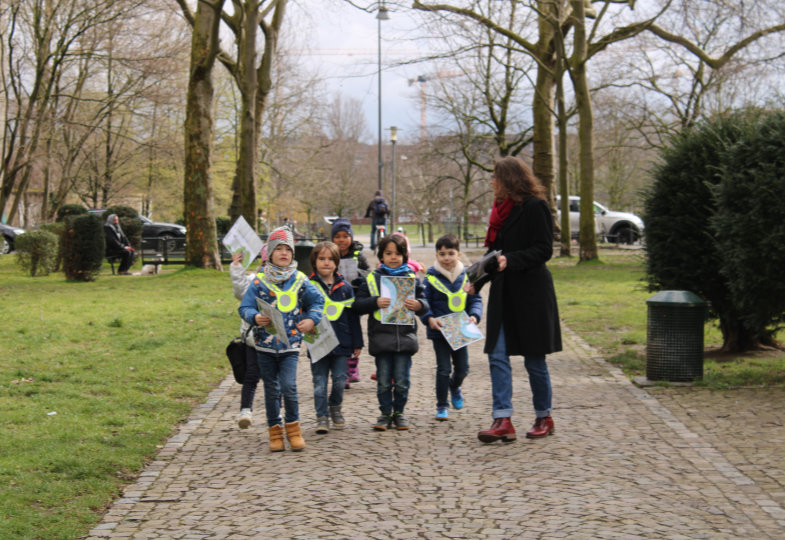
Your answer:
[712,110,785,347]
[39,222,65,272]
[216,217,231,236]
[62,214,105,281]
[56,204,87,222]
[644,108,781,351]
[15,229,58,276]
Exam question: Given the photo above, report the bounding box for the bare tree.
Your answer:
[178,0,225,268]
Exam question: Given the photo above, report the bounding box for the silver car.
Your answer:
[556,195,644,244]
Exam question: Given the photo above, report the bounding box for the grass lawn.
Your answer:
[0,255,235,539]
[549,248,785,388]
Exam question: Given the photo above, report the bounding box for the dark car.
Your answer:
[88,209,186,239]
[0,222,25,254]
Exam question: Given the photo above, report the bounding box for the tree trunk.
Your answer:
[569,0,598,261]
[229,0,259,230]
[183,0,224,269]
[532,4,557,202]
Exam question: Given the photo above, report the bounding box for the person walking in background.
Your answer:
[307,241,363,434]
[466,156,562,443]
[365,190,389,250]
[229,248,267,430]
[420,234,483,421]
[239,227,324,452]
[331,218,370,387]
[104,213,135,275]
[353,234,429,432]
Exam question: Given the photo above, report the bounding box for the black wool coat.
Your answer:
[477,196,562,356]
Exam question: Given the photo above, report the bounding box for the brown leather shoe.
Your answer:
[525,416,555,438]
[477,417,516,443]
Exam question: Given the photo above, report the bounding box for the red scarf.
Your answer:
[484,197,514,247]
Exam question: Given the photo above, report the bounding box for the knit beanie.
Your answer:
[331,218,354,240]
[267,226,295,254]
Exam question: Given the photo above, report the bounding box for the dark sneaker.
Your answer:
[373,414,393,431]
[315,416,330,434]
[393,412,410,430]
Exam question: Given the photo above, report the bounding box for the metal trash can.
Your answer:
[646,290,707,382]
[294,239,314,275]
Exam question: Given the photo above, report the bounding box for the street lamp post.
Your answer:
[377,3,389,192]
[390,126,397,233]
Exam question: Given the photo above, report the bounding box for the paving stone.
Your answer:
[84,247,785,539]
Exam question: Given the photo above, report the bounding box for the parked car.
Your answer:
[556,195,644,244]
[88,209,186,239]
[0,222,25,254]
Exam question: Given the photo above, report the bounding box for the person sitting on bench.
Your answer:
[104,213,135,275]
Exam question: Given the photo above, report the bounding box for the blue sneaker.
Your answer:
[450,387,464,410]
[435,407,449,421]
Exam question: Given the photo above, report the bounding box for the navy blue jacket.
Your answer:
[419,266,483,341]
[309,272,364,357]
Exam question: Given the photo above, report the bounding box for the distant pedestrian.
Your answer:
[239,227,324,452]
[331,218,370,386]
[420,234,483,421]
[103,214,135,275]
[467,156,562,444]
[365,190,389,250]
[353,234,429,432]
[307,241,363,434]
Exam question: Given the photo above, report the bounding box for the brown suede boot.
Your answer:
[285,421,306,451]
[268,424,285,452]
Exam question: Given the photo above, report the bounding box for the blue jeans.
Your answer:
[240,345,261,410]
[433,338,469,409]
[256,350,300,426]
[375,352,412,415]
[488,326,552,419]
[310,353,347,417]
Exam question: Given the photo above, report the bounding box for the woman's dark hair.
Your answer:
[310,241,340,269]
[376,234,408,264]
[493,156,546,203]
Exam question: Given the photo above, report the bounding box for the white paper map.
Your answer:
[379,275,415,325]
[222,216,264,270]
[256,298,290,348]
[304,317,340,363]
[436,311,484,351]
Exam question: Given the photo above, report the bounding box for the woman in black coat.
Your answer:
[468,156,562,443]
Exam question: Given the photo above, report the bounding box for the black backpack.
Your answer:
[374,199,388,216]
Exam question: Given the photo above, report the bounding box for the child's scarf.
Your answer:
[380,263,411,276]
[263,260,298,284]
[484,197,514,247]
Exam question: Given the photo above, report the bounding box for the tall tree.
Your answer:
[178,0,225,268]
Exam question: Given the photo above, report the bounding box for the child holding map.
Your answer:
[330,218,369,386]
[239,227,324,452]
[353,234,429,432]
[420,234,483,421]
[307,241,363,434]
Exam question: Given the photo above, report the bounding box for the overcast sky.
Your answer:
[286,1,440,144]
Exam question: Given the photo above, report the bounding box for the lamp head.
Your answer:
[390,126,398,142]
[377,6,390,20]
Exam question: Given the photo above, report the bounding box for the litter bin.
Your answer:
[646,290,707,382]
[294,239,314,275]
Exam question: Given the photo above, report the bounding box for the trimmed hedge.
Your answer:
[15,229,58,276]
[62,214,105,282]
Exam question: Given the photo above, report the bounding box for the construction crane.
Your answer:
[407,70,464,141]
